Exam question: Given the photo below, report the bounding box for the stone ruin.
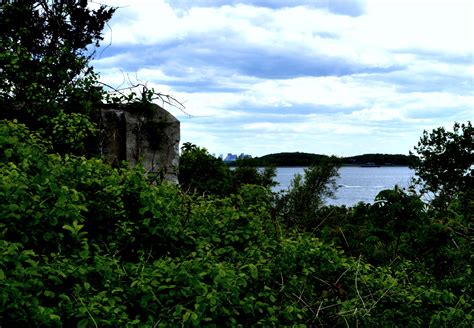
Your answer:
[99,103,180,183]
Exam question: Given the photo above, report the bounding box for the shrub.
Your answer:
[179,142,277,197]
[274,158,340,228]
[1,121,473,326]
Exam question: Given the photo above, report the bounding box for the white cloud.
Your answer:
[361,0,473,54]
[93,0,473,156]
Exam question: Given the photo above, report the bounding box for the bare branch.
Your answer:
[354,256,367,311]
[99,79,191,117]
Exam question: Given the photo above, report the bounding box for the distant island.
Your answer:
[230,152,416,167]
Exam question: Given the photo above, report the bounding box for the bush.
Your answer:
[274,158,340,228]
[178,142,277,197]
[1,121,473,326]
[178,142,233,196]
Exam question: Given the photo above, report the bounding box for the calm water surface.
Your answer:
[273,166,415,207]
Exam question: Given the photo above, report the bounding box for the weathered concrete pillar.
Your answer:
[100,104,180,183]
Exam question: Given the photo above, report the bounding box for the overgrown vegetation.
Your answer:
[1,1,472,326]
[273,159,340,228]
[179,142,276,196]
[0,0,115,155]
[2,120,472,327]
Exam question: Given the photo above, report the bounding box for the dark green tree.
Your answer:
[410,121,473,204]
[0,0,115,153]
[178,142,233,196]
[178,143,277,196]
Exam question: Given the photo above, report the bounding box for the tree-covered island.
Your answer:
[233,152,416,167]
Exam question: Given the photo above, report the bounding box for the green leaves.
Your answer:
[178,143,233,196]
[0,1,115,155]
[63,221,87,239]
[77,319,89,328]
[0,121,472,326]
[411,121,473,203]
[274,158,340,228]
[178,142,277,197]
[47,111,98,155]
[248,264,259,279]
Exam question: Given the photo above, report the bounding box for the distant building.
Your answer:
[223,153,252,162]
[224,153,238,162]
[239,153,252,159]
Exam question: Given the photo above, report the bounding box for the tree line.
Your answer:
[233,152,416,167]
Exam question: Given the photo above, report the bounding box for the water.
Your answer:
[273,166,415,207]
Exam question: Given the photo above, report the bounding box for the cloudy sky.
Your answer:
[92,0,473,157]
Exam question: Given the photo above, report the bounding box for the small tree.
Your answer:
[275,158,340,228]
[410,121,473,204]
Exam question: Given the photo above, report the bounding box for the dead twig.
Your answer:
[99,79,191,117]
[355,256,367,311]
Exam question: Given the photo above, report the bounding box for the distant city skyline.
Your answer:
[94,0,473,157]
[216,153,252,162]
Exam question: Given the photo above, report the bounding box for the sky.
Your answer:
[92,0,473,157]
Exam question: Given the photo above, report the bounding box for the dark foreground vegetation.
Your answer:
[1,1,473,327]
[1,118,473,327]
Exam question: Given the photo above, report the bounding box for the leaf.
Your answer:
[158,285,176,291]
[183,311,191,322]
[77,319,89,328]
[49,314,61,321]
[248,264,258,279]
[44,290,55,298]
[63,224,75,233]
[79,249,89,259]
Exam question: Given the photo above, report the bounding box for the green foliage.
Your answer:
[179,142,277,196]
[410,121,473,203]
[179,142,233,196]
[1,121,473,326]
[301,185,472,280]
[231,162,277,192]
[3,1,471,325]
[317,187,432,264]
[0,1,115,154]
[48,111,98,154]
[275,158,340,227]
